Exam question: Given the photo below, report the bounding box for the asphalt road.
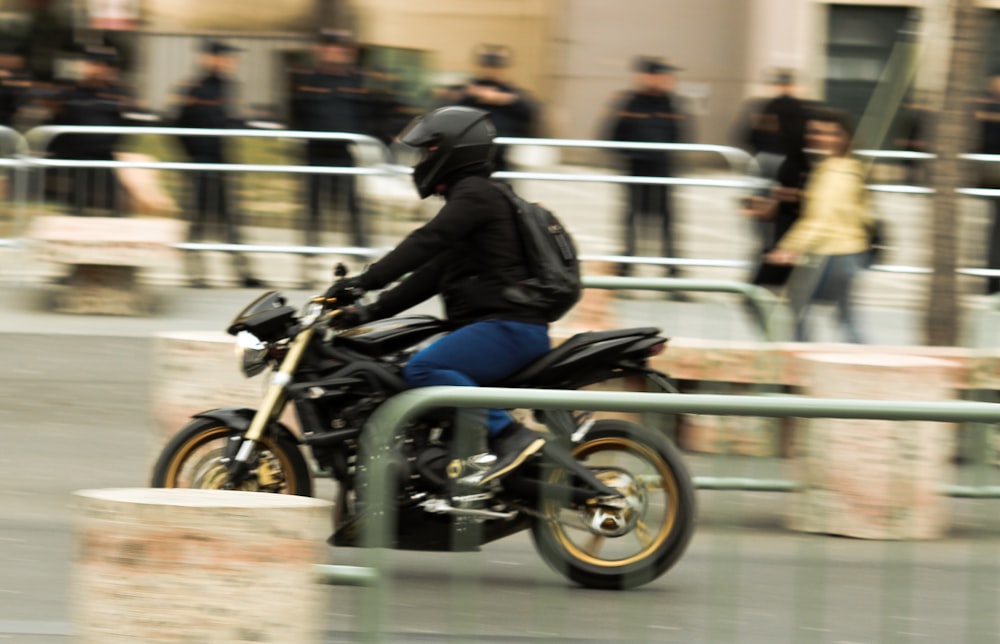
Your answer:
[4,331,1000,643]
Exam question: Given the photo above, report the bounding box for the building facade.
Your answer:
[5,0,1000,150]
[346,0,1000,148]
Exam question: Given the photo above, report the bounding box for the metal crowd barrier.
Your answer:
[11,126,397,263]
[0,125,27,250]
[6,130,1000,289]
[858,149,1000,197]
[495,137,763,189]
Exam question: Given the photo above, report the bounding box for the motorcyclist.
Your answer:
[327,105,550,485]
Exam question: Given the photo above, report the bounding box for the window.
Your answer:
[824,5,912,123]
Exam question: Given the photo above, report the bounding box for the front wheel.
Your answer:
[150,417,314,497]
[531,419,696,589]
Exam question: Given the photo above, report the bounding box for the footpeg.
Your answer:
[449,452,498,487]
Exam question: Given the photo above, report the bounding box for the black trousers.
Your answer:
[304,155,366,249]
[65,166,123,216]
[621,181,677,277]
[186,169,254,282]
[988,198,1000,294]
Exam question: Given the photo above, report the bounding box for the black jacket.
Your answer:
[358,175,548,327]
[457,78,536,138]
[50,80,130,160]
[759,94,814,159]
[977,94,1000,155]
[175,72,236,162]
[609,90,686,170]
[289,66,370,159]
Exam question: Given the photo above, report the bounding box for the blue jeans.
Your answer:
[794,252,865,344]
[403,319,550,435]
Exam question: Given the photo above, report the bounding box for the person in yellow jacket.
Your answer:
[766,109,870,343]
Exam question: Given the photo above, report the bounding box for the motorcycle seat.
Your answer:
[498,326,661,388]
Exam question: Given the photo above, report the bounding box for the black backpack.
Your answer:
[492,181,582,322]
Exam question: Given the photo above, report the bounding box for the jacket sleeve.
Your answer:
[358,182,491,290]
[507,89,537,135]
[366,256,446,320]
[607,94,634,142]
[778,160,866,254]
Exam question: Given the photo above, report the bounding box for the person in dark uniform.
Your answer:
[49,46,130,216]
[893,94,930,185]
[453,45,537,173]
[0,44,32,128]
[289,28,371,287]
[174,39,262,289]
[366,66,418,146]
[744,70,817,289]
[606,57,688,279]
[975,69,1000,294]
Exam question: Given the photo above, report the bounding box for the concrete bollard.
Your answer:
[72,488,331,643]
[787,353,961,539]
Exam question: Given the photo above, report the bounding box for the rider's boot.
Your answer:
[462,421,546,486]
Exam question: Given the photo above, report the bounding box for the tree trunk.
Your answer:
[925,0,986,345]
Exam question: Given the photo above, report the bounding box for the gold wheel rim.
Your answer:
[546,436,680,568]
[163,425,299,493]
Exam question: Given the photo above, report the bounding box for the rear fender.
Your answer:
[540,336,667,386]
[616,336,667,363]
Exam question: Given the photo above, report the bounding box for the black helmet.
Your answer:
[396,106,496,198]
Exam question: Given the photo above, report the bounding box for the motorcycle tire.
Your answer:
[150,417,313,497]
[530,419,695,590]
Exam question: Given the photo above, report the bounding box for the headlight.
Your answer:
[234,331,269,378]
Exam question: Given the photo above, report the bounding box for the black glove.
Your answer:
[322,276,366,307]
[331,304,371,330]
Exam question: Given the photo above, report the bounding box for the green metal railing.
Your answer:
[580,275,789,341]
[330,386,1000,642]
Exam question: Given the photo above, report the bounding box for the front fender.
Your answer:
[193,406,257,432]
[192,407,301,445]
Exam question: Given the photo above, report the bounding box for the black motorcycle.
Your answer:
[151,276,696,590]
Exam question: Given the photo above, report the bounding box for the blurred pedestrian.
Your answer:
[0,43,31,209]
[605,56,689,280]
[48,45,130,216]
[288,28,371,287]
[893,94,930,185]
[453,45,537,173]
[766,109,871,344]
[173,39,262,289]
[367,66,418,146]
[734,70,801,180]
[973,69,1000,294]
[0,44,32,128]
[746,72,817,290]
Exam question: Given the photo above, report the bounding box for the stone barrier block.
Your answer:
[787,353,962,540]
[72,488,331,643]
[28,215,185,315]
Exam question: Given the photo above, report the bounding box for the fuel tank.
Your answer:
[335,315,448,356]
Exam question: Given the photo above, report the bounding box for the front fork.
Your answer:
[226,327,317,486]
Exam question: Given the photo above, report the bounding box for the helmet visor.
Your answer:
[389,140,432,169]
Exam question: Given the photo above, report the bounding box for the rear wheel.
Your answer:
[531,419,695,589]
[150,417,313,497]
